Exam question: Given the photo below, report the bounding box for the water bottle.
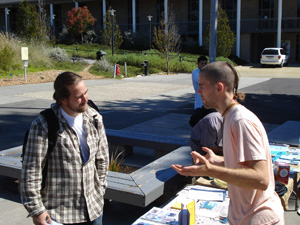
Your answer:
[178,203,190,225]
[219,204,228,224]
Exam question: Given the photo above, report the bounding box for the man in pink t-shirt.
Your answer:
[172,61,284,224]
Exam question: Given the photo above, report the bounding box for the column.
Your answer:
[199,0,203,46]
[209,0,218,63]
[277,0,282,48]
[236,0,241,57]
[50,4,54,28]
[103,0,106,30]
[132,0,136,33]
[5,8,9,33]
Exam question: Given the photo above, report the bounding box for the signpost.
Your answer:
[21,47,28,82]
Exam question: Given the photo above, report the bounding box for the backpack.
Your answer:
[22,100,100,189]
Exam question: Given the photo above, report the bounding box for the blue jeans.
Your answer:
[91,213,103,225]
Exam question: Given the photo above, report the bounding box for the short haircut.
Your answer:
[197,56,208,63]
[200,61,245,101]
[53,71,83,104]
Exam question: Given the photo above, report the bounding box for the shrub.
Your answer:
[0,45,14,71]
[48,47,71,62]
[215,56,236,65]
[93,58,114,72]
[206,7,235,58]
[83,30,98,44]
[170,60,194,73]
[27,40,53,68]
[16,0,40,40]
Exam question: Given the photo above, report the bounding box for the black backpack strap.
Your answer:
[40,108,59,189]
[21,129,30,162]
[88,99,99,112]
[88,99,99,130]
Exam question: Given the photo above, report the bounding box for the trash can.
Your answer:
[141,60,149,75]
[96,49,107,61]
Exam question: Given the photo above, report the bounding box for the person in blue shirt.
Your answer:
[190,56,215,127]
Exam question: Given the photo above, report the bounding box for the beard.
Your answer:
[67,102,88,113]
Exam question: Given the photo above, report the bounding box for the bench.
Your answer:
[268,121,300,146]
[105,129,189,157]
[0,145,193,207]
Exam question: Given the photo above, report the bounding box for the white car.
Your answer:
[260,47,289,67]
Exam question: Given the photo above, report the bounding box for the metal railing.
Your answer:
[119,17,300,35]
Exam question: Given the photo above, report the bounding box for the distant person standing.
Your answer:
[192,56,207,110]
[190,56,215,127]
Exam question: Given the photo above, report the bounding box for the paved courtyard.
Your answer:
[0,64,299,224]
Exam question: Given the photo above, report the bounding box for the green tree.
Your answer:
[206,6,235,58]
[37,0,50,42]
[16,0,40,40]
[100,11,123,50]
[153,8,181,74]
[66,6,96,43]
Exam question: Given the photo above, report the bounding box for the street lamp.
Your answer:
[5,8,10,33]
[52,14,56,40]
[109,9,116,56]
[147,15,153,51]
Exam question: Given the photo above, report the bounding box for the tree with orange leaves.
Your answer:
[66,6,96,43]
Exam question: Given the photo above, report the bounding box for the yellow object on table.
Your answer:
[195,177,228,189]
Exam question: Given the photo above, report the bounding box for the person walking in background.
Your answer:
[192,56,207,110]
[189,56,215,127]
[173,62,284,224]
[20,71,109,225]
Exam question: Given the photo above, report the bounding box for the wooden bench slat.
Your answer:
[131,146,192,206]
[107,171,134,181]
[104,188,145,206]
[107,176,136,187]
[106,129,188,151]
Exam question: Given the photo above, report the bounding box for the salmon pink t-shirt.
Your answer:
[223,104,284,225]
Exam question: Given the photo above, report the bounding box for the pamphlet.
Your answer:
[47,219,63,225]
[134,207,178,225]
[187,188,226,201]
[200,201,218,210]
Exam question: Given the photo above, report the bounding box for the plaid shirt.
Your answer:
[20,103,109,224]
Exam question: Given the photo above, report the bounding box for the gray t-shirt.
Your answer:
[189,112,223,155]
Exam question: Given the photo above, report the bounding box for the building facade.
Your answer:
[0,0,299,64]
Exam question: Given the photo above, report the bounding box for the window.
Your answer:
[157,0,164,22]
[262,49,278,55]
[54,5,62,32]
[128,0,140,30]
[221,0,236,20]
[188,0,198,32]
[258,0,275,29]
[259,0,274,19]
[298,0,300,17]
